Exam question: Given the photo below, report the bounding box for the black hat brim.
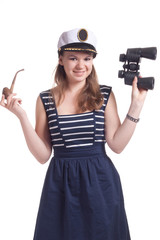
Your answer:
[58,42,97,58]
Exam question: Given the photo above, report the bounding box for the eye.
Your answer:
[85,57,92,61]
[69,57,77,61]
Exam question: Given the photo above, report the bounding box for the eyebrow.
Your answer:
[67,53,92,58]
[67,54,77,57]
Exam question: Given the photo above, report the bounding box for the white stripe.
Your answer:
[41,91,50,94]
[100,86,110,90]
[65,137,93,142]
[95,134,104,137]
[58,112,93,118]
[103,93,109,96]
[51,132,60,136]
[42,96,52,99]
[96,128,104,131]
[48,119,57,123]
[66,143,93,148]
[96,121,104,125]
[95,140,106,142]
[52,138,63,142]
[59,118,94,124]
[95,109,104,113]
[45,102,54,105]
[63,131,94,136]
[49,126,58,130]
[46,107,55,112]
[48,113,56,117]
[60,125,94,130]
[53,144,64,147]
[95,115,104,119]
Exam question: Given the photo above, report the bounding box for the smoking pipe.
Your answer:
[2,69,24,99]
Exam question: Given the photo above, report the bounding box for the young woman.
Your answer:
[0,28,147,240]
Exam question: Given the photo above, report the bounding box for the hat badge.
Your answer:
[77,29,88,42]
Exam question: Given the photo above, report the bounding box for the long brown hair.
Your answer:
[51,56,104,113]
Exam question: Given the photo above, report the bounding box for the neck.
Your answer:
[66,80,86,94]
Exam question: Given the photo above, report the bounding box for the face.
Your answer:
[59,51,93,84]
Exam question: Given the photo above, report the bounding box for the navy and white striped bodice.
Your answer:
[40,85,111,149]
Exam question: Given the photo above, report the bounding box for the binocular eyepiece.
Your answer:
[118,47,157,90]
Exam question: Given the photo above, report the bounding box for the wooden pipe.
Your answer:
[2,69,24,99]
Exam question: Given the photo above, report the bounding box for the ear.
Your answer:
[59,55,63,66]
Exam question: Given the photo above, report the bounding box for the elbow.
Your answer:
[113,148,123,154]
[34,149,52,164]
[39,160,48,165]
[35,158,47,164]
[107,142,125,154]
[35,155,51,164]
[109,146,122,154]
[38,155,51,164]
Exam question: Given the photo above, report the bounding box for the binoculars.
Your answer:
[118,47,157,90]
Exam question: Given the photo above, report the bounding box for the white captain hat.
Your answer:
[57,28,97,58]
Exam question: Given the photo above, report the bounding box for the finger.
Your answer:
[132,76,138,89]
[1,94,5,101]
[14,98,22,105]
[6,93,17,107]
[133,76,138,84]
[10,98,22,109]
[0,94,6,107]
[1,94,4,100]
[18,99,22,104]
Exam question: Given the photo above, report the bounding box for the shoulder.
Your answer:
[39,89,54,106]
[104,89,118,116]
[99,84,112,107]
[38,89,56,116]
[99,84,112,95]
[99,84,112,90]
[40,89,52,100]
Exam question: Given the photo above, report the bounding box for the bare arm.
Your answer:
[105,77,147,153]
[0,94,52,164]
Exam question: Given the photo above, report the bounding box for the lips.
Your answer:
[73,71,85,76]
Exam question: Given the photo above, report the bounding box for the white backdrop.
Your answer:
[0,0,160,239]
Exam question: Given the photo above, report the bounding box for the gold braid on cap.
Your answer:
[62,47,97,53]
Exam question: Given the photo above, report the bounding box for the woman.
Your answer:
[0,28,147,239]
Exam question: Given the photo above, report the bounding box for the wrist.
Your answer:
[128,103,142,119]
[126,113,139,123]
[17,109,27,122]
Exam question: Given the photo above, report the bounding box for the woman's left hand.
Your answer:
[131,76,148,108]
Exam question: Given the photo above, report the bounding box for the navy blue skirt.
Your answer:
[33,145,131,240]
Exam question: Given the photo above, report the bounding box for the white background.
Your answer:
[0,0,160,239]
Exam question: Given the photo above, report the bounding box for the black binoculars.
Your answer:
[118,47,157,90]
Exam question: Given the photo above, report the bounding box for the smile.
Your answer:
[73,71,85,75]
[73,71,85,73]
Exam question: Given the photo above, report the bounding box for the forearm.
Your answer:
[109,103,143,154]
[19,112,52,164]
[0,94,52,163]
[106,77,147,154]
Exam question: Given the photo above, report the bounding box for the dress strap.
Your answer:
[100,85,112,112]
[39,90,56,116]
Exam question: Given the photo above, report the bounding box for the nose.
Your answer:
[76,60,84,69]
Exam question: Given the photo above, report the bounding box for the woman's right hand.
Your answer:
[0,93,25,119]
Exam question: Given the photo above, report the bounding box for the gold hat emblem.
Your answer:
[77,29,88,42]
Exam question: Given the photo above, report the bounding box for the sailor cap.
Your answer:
[58,28,97,58]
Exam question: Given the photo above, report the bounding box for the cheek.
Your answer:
[88,63,93,73]
[64,61,74,71]
[63,62,70,72]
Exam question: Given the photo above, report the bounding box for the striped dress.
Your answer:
[33,85,131,240]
